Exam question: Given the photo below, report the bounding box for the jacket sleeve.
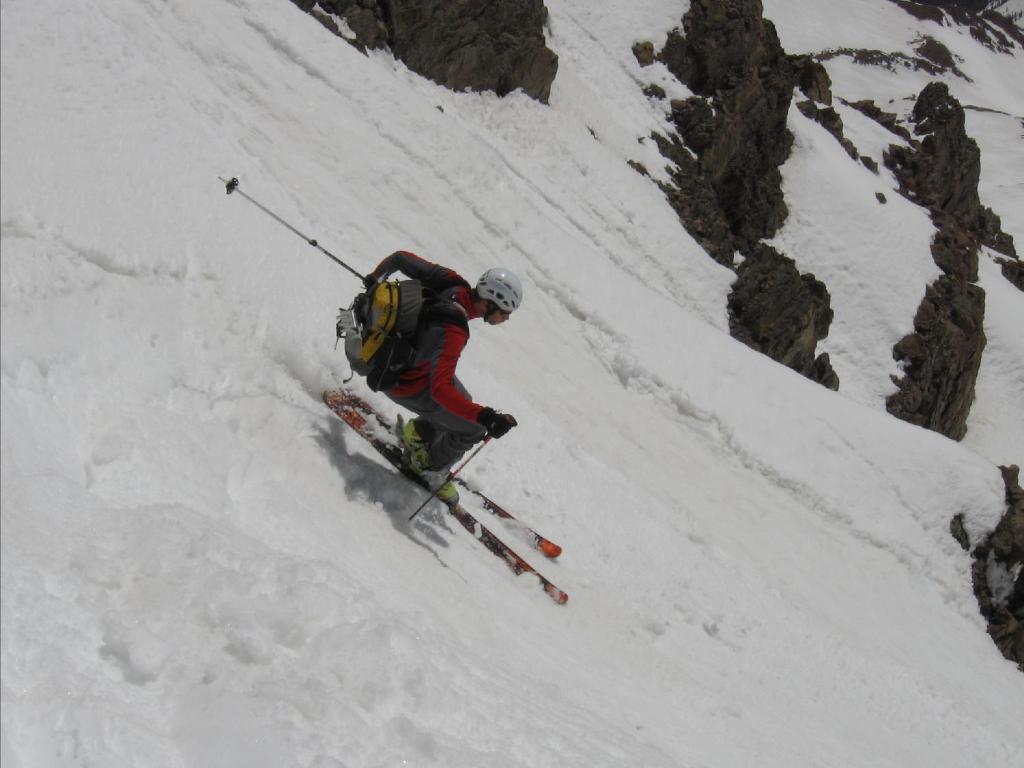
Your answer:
[369,251,468,292]
[427,324,484,423]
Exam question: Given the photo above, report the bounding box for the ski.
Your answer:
[323,389,568,605]
[460,484,562,557]
[331,389,562,558]
[395,414,563,558]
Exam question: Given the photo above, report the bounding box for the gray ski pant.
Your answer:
[385,378,487,471]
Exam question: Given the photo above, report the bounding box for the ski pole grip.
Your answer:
[225,177,239,194]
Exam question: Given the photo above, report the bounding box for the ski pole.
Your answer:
[408,438,492,522]
[218,176,366,282]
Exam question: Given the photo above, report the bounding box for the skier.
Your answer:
[362,250,521,503]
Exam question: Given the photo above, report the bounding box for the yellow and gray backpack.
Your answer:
[337,280,467,391]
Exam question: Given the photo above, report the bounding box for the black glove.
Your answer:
[362,273,378,290]
[477,407,517,439]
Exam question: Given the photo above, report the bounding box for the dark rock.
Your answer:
[310,8,341,36]
[642,83,666,100]
[289,0,390,51]
[998,257,1024,292]
[875,191,887,203]
[928,215,981,283]
[791,54,832,105]
[344,6,390,49]
[728,244,837,385]
[989,603,1024,670]
[969,466,1024,671]
[627,159,649,177]
[884,83,1016,440]
[633,40,656,67]
[909,82,982,219]
[660,0,793,99]
[915,35,957,70]
[886,276,986,440]
[984,10,1024,50]
[670,97,716,153]
[797,100,860,160]
[863,156,879,173]
[992,466,1024,565]
[659,0,795,246]
[382,0,558,102]
[978,206,1017,259]
[844,98,913,141]
[289,0,557,101]
[651,0,836,387]
[812,352,841,390]
[651,131,738,266]
[951,513,970,551]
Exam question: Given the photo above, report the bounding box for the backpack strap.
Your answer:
[419,296,469,332]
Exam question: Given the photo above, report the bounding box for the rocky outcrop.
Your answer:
[288,0,558,103]
[792,55,833,105]
[843,99,913,141]
[796,100,863,163]
[886,277,986,438]
[728,244,839,389]
[887,83,1015,265]
[659,0,796,248]
[998,256,1024,290]
[385,0,558,102]
[288,0,389,50]
[650,0,837,387]
[961,466,1024,671]
[884,82,1016,439]
[652,127,736,266]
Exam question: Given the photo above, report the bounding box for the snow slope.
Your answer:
[2,1,1022,766]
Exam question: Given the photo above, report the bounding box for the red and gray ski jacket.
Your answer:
[366,251,486,423]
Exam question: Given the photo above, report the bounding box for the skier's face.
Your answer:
[484,302,510,325]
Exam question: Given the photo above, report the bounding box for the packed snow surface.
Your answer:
[2,1,1023,766]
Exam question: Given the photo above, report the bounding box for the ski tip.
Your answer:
[545,584,569,605]
[537,539,563,559]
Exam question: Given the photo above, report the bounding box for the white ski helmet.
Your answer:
[475,268,523,313]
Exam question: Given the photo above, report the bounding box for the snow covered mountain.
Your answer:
[2,1,1022,767]
[991,0,1024,20]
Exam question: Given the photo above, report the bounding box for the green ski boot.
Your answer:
[400,418,459,503]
